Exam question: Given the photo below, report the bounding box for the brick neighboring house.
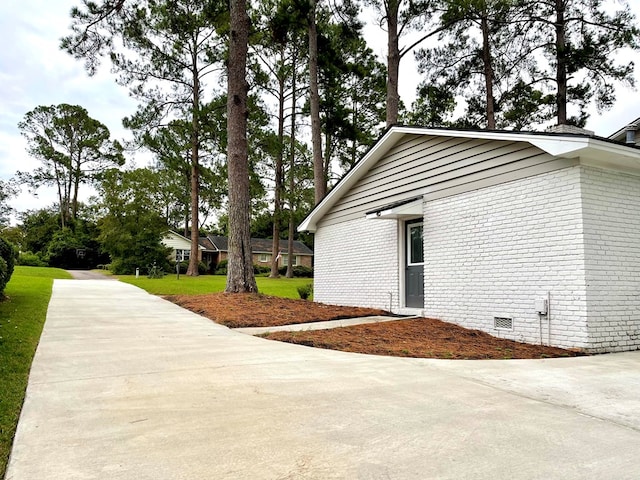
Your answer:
[163,232,313,272]
[199,235,313,271]
[298,125,640,353]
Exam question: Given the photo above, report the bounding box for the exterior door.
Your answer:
[405,221,424,308]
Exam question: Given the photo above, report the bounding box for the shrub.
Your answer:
[17,251,47,267]
[173,261,188,274]
[253,264,271,275]
[170,261,209,275]
[0,237,17,296]
[297,283,313,300]
[278,265,314,278]
[0,257,6,295]
[215,259,228,275]
[198,261,208,275]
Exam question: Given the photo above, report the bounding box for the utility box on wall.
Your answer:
[535,298,548,315]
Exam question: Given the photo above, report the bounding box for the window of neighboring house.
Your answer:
[176,249,190,262]
[259,254,271,263]
[281,255,298,267]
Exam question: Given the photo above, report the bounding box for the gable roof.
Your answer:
[298,126,640,233]
[201,234,313,255]
[164,231,205,250]
[608,117,640,145]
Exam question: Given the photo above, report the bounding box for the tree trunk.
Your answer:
[555,0,567,125]
[480,12,496,129]
[183,168,190,237]
[225,0,258,293]
[72,154,81,222]
[309,0,325,205]
[386,0,400,127]
[287,60,298,279]
[186,56,201,276]
[53,163,66,229]
[286,208,294,278]
[64,160,73,227]
[270,51,285,278]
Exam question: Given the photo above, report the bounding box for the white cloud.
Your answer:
[0,1,138,222]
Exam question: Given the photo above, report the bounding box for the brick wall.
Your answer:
[581,167,640,352]
[314,165,640,352]
[423,167,590,349]
[314,217,400,312]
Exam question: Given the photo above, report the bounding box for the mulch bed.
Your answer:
[261,318,584,360]
[165,292,387,328]
[166,293,585,360]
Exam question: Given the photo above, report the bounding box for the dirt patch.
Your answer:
[167,293,584,360]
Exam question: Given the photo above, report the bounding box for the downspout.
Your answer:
[547,291,551,347]
[539,313,543,345]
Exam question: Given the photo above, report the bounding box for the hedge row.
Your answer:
[215,260,313,278]
[0,238,17,297]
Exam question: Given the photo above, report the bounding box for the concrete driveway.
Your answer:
[6,280,640,479]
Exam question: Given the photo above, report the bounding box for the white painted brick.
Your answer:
[314,165,640,353]
[314,217,400,312]
[422,167,589,350]
[581,167,640,352]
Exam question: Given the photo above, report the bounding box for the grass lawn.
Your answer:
[118,274,313,299]
[0,266,72,478]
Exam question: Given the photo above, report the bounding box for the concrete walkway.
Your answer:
[6,280,640,479]
[234,315,410,335]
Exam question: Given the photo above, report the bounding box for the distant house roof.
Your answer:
[200,234,313,256]
[197,236,215,251]
[201,235,228,252]
[609,117,640,145]
[164,231,205,250]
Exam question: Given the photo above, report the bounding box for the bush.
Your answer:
[254,264,271,275]
[171,261,209,275]
[17,251,47,267]
[297,283,313,300]
[0,237,17,296]
[198,261,208,275]
[109,256,171,275]
[278,265,314,278]
[215,259,228,275]
[173,261,188,274]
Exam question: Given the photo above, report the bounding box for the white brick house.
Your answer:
[299,127,640,353]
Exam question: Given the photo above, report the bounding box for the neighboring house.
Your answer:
[609,117,640,145]
[162,232,313,272]
[162,231,205,263]
[299,125,640,353]
[200,235,313,271]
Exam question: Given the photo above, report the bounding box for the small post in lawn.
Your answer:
[176,261,180,280]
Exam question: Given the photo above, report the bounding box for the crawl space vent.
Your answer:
[494,317,513,330]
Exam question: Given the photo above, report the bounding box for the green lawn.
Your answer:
[118,274,313,299]
[0,266,72,478]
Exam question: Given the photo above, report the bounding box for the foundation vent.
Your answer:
[494,317,513,331]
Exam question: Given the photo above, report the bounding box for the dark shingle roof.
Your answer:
[198,236,216,250]
[200,234,312,255]
[204,235,228,251]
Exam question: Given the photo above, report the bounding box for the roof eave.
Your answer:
[297,127,640,233]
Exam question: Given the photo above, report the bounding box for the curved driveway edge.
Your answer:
[6,280,640,479]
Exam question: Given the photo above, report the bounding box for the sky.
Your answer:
[1,1,640,223]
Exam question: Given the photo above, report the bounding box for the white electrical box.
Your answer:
[535,298,548,315]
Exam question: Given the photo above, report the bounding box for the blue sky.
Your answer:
[2,1,640,221]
